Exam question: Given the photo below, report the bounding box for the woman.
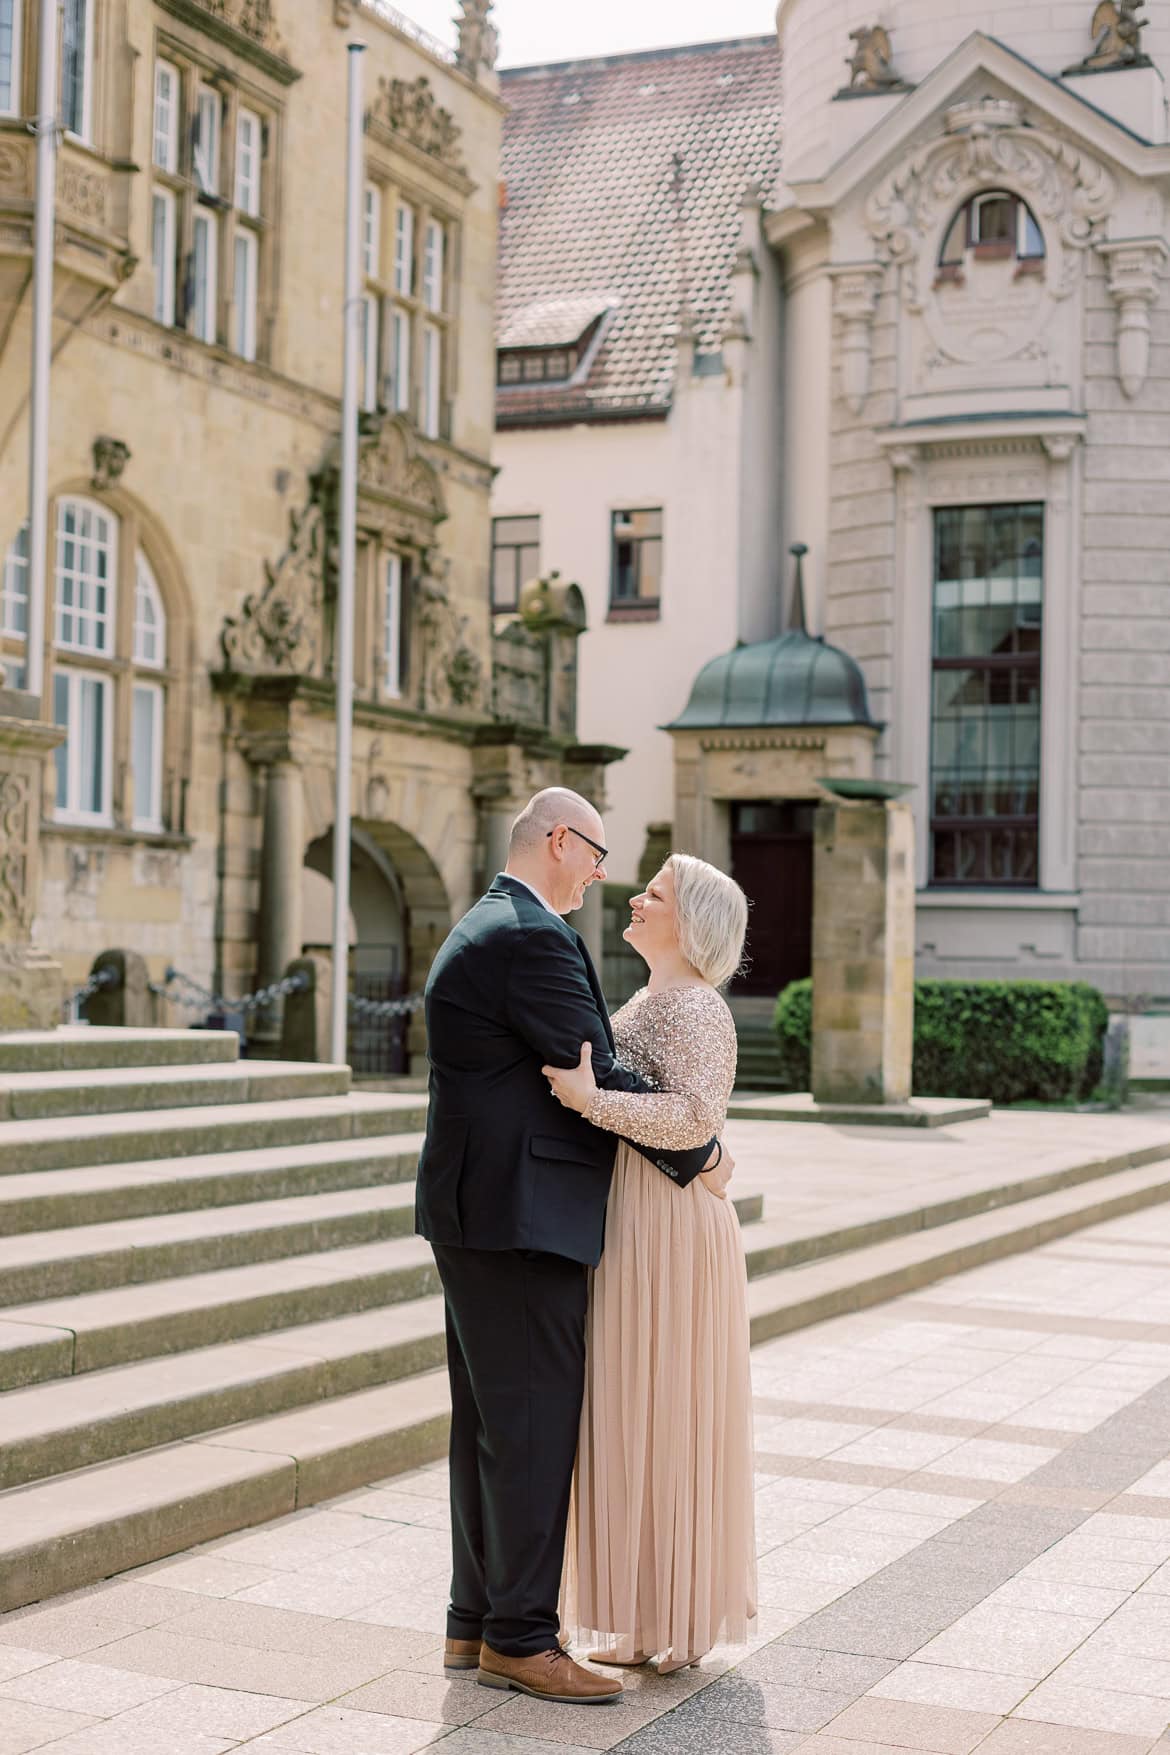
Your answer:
[543,853,757,1675]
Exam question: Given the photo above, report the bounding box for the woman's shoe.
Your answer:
[656,1652,705,1676]
[588,1647,651,1666]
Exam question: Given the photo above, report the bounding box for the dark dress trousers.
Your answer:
[416,873,715,1655]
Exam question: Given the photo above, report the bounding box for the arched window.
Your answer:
[938,190,1045,284]
[2,499,174,833]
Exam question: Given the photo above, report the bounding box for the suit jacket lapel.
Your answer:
[574,929,615,1051]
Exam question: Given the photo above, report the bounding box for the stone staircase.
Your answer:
[4,1026,1170,1615]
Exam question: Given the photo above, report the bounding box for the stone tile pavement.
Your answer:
[6,1199,1170,1753]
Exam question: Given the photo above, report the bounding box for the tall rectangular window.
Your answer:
[930,503,1043,888]
[394,203,414,296]
[234,107,261,216]
[60,0,91,138]
[0,0,20,116]
[53,669,112,823]
[422,219,444,312]
[153,61,180,172]
[491,515,540,614]
[152,189,177,326]
[610,508,663,615]
[194,86,220,194]
[389,308,411,414]
[1,524,28,636]
[131,682,164,831]
[232,228,258,361]
[421,322,441,437]
[383,553,405,699]
[191,210,217,344]
[360,291,379,411]
[55,499,116,654]
[363,182,381,280]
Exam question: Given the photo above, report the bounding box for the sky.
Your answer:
[399,0,778,68]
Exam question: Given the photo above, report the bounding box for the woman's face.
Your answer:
[624,865,679,965]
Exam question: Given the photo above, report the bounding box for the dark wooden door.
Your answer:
[730,802,815,996]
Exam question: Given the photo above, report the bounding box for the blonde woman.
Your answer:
[543,853,757,1675]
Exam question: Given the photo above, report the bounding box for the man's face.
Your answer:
[549,820,608,913]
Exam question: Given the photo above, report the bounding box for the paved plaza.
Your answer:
[4,1183,1170,1754]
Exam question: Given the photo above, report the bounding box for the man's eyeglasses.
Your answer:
[548,825,608,870]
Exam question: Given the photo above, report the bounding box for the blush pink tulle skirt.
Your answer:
[562,1144,758,1663]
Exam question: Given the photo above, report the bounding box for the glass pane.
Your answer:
[1020,206,1045,259]
[975,194,1014,244]
[53,674,69,808]
[939,210,966,265]
[491,548,516,609]
[132,685,159,825]
[0,0,16,113]
[80,676,105,814]
[493,517,540,546]
[60,0,87,134]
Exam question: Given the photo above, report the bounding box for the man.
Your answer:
[415,788,728,1705]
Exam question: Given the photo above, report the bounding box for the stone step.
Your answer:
[0,1299,449,1492]
[0,1371,453,1613]
[0,1060,350,1121]
[0,1183,421,1307]
[0,1134,427,1234]
[0,1091,430,1176]
[746,1152,1170,1345]
[0,1190,765,1391]
[0,1027,240,1074]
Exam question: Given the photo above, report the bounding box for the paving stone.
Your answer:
[908,1604,1100,1679]
[0,1606,143,1659]
[83,1627,395,1700]
[0,1655,52,1687]
[869,1660,1032,1715]
[0,1698,98,1754]
[242,1705,449,1752]
[0,1657,179,1717]
[974,1721,1159,1754]
[814,1694,1003,1752]
[340,1670,502,1726]
[664,1674,854,1733]
[102,1681,311,1739]
[611,1712,805,1754]
[733,1646,895,1693]
[1014,1678,1170,1739]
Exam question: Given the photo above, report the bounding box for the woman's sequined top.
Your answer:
[585,984,737,1150]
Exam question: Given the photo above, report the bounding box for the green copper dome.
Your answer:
[668,629,879,731]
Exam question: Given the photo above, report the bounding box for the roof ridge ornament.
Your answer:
[787,543,810,636]
[837,24,913,99]
[456,0,499,79]
[1064,0,1152,75]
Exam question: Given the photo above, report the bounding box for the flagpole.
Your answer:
[330,40,365,1066]
[26,0,62,701]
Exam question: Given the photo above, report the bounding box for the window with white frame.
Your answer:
[363,182,381,280]
[193,84,220,194]
[191,209,217,345]
[422,219,444,313]
[235,107,261,216]
[422,323,441,438]
[389,307,411,415]
[53,669,112,823]
[1,0,23,116]
[55,498,115,654]
[60,0,92,139]
[152,189,177,327]
[360,292,379,412]
[134,554,166,668]
[383,552,406,699]
[154,60,180,172]
[131,682,164,830]
[233,229,258,362]
[1,523,28,636]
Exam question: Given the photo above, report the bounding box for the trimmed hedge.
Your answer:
[772,978,1110,1106]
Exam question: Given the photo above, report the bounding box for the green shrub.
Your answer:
[771,977,1110,1106]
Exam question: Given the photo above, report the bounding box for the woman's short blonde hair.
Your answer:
[667,853,748,989]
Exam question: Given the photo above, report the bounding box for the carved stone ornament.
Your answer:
[840,25,911,96]
[866,104,1115,313]
[91,435,130,491]
[220,499,324,676]
[365,75,464,169]
[456,0,499,77]
[58,156,109,228]
[0,769,31,934]
[415,553,484,715]
[1100,238,1167,397]
[831,267,885,414]
[1065,0,1151,74]
[194,0,285,53]
[0,139,31,198]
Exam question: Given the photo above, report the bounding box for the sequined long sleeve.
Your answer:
[584,986,737,1150]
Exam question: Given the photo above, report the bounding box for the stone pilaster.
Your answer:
[811,797,915,1105]
[243,735,307,1047]
[0,688,66,1033]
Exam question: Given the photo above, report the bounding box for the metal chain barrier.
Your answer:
[66,966,119,1013]
[348,991,426,1021]
[150,967,310,1015]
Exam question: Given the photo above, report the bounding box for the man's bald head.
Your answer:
[508,788,602,857]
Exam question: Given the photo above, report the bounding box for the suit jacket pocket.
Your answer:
[528,1131,603,1168]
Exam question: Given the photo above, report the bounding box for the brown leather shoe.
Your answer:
[478,1641,623,1703]
[444,1637,482,1671]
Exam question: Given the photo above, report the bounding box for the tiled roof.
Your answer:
[497,36,783,425]
[498,294,613,349]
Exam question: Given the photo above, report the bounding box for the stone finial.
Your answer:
[455,0,498,77]
[787,544,809,636]
[840,25,910,96]
[91,435,130,491]
[1065,0,1151,74]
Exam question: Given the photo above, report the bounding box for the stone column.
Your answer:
[248,741,306,1049]
[0,686,66,1032]
[811,797,915,1105]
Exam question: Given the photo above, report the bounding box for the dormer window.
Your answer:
[496,296,612,392]
[938,190,1045,285]
[497,344,580,386]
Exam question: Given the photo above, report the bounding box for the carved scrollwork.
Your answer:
[365,75,464,168]
[0,140,31,197]
[58,158,109,228]
[195,0,284,52]
[0,769,32,932]
[1100,238,1167,398]
[220,499,324,676]
[416,553,484,714]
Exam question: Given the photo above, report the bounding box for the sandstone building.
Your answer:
[0,0,602,1063]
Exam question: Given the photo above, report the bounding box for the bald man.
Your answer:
[415,789,724,1704]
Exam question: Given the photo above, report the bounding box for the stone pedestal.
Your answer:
[811,797,915,1106]
[248,742,306,1048]
[0,689,66,1033]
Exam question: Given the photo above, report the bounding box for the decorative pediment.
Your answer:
[352,415,447,543]
[155,0,299,83]
[365,75,464,171]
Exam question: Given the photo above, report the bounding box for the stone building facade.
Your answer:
[0,0,602,1061]
[494,7,1170,1008]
